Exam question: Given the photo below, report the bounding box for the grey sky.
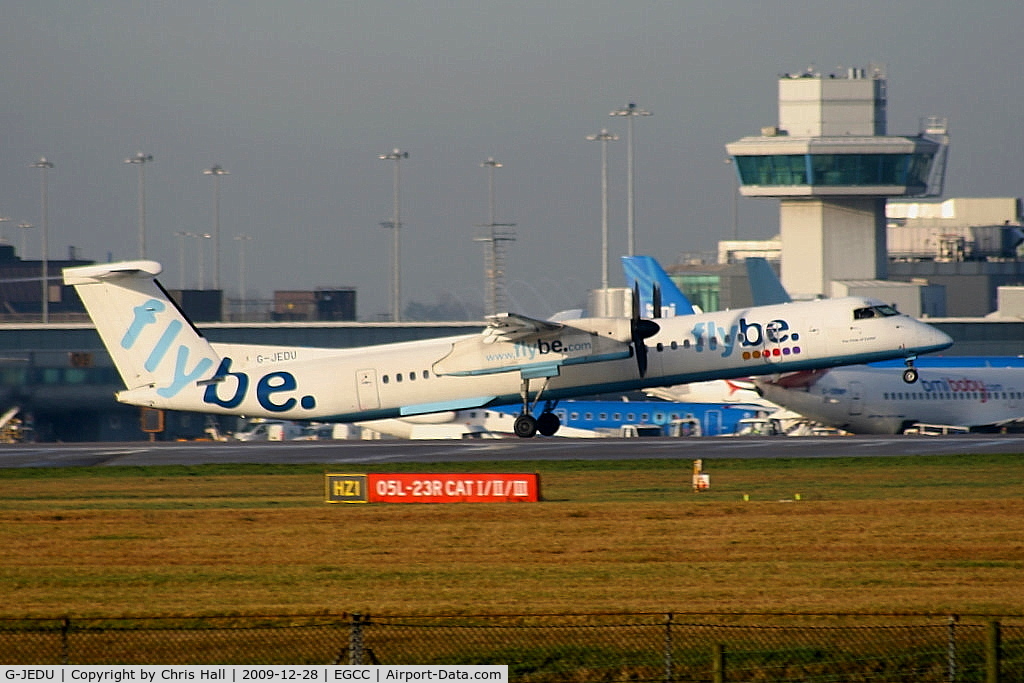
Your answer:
[2,1,1022,318]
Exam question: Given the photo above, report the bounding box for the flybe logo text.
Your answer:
[485,337,593,364]
[690,318,801,358]
[121,299,214,399]
[122,298,317,412]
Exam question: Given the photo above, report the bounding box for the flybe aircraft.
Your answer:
[63,260,952,438]
[623,254,1024,435]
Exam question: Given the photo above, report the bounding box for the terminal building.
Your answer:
[1,62,1022,442]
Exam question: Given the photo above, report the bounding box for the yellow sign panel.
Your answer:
[325,474,369,503]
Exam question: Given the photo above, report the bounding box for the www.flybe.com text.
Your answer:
[485,338,593,363]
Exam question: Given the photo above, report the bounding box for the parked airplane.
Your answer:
[493,399,767,437]
[756,357,1024,434]
[742,257,1024,434]
[64,260,952,438]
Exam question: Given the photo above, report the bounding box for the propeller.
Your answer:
[631,283,660,377]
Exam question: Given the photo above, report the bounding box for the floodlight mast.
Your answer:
[30,157,54,323]
[609,103,651,256]
[475,157,516,316]
[125,152,154,259]
[378,149,408,322]
[202,164,230,292]
[586,130,618,289]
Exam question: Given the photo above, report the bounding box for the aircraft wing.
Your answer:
[435,312,632,378]
[482,312,564,344]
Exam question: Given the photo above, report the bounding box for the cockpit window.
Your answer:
[854,305,900,320]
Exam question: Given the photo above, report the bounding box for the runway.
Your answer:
[0,434,1022,468]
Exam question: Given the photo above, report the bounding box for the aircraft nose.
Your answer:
[917,321,953,352]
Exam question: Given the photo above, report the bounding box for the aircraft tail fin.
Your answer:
[621,255,699,316]
[745,257,791,305]
[63,261,219,399]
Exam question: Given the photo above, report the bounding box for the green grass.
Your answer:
[1,453,1023,617]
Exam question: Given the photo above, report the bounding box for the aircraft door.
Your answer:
[356,369,381,410]
[848,381,863,416]
[704,409,722,436]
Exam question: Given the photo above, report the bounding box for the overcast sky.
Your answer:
[2,1,1022,319]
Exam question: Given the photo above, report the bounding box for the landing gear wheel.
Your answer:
[514,414,538,438]
[902,367,919,384]
[536,412,561,437]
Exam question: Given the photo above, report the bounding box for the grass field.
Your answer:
[1,453,1022,618]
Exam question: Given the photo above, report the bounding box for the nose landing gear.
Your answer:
[902,356,919,384]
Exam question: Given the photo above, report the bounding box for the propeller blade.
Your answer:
[651,284,662,319]
[630,282,659,377]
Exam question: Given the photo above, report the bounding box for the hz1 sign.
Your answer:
[325,473,540,503]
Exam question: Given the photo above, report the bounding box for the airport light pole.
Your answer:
[476,157,516,316]
[609,102,651,256]
[586,130,618,289]
[125,152,154,258]
[234,233,253,319]
[30,157,54,323]
[202,164,229,291]
[0,216,9,243]
[18,222,33,259]
[378,148,408,322]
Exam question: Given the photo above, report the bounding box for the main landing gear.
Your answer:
[902,356,919,384]
[512,379,561,438]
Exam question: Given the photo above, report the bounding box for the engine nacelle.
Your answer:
[562,317,636,344]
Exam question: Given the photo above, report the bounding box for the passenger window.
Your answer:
[396,373,403,382]
[382,375,389,384]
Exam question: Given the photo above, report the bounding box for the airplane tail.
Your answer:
[63,261,219,402]
[621,255,699,316]
[745,257,791,306]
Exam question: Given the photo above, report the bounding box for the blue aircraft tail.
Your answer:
[745,257,791,306]
[620,255,698,317]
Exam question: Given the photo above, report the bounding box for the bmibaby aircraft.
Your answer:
[64,260,953,438]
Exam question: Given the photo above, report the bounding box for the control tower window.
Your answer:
[735,153,933,188]
[736,155,807,185]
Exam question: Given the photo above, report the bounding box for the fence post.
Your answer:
[663,613,673,682]
[60,617,70,665]
[986,620,1001,683]
[349,613,366,665]
[947,614,958,683]
[712,643,725,683]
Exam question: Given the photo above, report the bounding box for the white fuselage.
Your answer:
[756,361,1024,434]
[123,296,951,422]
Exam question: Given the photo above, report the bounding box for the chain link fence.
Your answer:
[2,613,1022,681]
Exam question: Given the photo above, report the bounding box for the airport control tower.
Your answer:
[725,64,949,299]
